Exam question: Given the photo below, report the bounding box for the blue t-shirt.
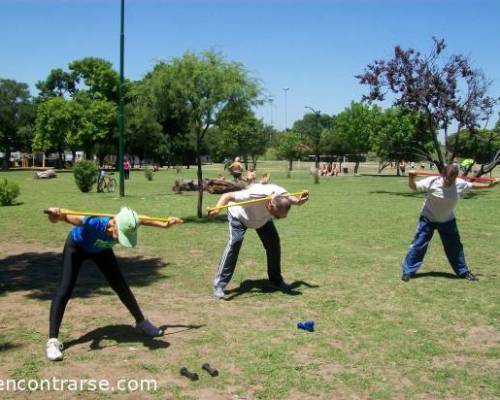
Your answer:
[70,216,117,253]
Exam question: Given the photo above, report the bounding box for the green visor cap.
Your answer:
[115,207,139,247]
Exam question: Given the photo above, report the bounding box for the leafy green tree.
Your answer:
[216,103,269,168]
[0,79,34,169]
[69,57,120,101]
[335,102,381,173]
[33,96,79,167]
[125,103,167,165]
[370,107,431,175]
[35,58,120,161]
[68,93,116,159]
[143,51,262,217]
[276,131,304,172]
[35,68,76,101]
[292,112,334,170]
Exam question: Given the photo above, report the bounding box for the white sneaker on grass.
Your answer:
[213,286,225,300]
[46,338,63,361]
[137,319,164,337]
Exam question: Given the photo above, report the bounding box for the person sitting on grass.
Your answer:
[208,184,309,299]
[45,206,182,361]
[401,166,498,282]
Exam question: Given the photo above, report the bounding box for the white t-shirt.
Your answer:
[228,183,287,229]
[415,177,472,222]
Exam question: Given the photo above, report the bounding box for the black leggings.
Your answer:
[49,235,145,338]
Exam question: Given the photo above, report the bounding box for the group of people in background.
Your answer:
[320,162,341,176]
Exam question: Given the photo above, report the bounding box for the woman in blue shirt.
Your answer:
[45,206,181,361]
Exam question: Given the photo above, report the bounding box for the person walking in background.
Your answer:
[228,157,243,182]
[123,159,131,180]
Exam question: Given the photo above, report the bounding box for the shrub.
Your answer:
[144,168,154,181]
[73,160,98,193]
[0,177,20,206]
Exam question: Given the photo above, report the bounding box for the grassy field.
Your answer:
[0,164,499,399]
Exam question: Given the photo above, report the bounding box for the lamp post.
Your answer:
[268,96,275,126]
[305,106,321,184]
[283,87,289,130]
[118,0,125,197]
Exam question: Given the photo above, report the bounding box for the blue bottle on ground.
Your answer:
[297,320,315,332]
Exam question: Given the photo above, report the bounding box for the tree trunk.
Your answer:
[354,161,360,174]
[378,161,390,173]
[289,159,293,171]
[196,139,204,219]
[57,151,64,169]
[2,148,11,170]
[475,150,500,177]
[396,159,401,176]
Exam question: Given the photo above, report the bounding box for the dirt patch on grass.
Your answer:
[463,325,500,351]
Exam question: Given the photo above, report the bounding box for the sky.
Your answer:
[2,0,500,131]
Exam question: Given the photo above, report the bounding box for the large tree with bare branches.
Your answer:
[357,38,499,175]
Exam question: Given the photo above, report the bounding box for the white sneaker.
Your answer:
[137,319,164,337]
[213,286,225,299]
[46,338,63,361]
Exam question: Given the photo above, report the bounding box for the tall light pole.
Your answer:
[268,96,275,126]
[283,87,289,130]
[305,106,321,184]
[118,0,125,197]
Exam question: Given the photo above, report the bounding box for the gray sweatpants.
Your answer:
[213,213,283,289]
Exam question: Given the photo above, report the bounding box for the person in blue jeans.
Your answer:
[402,165,498,282]
[44,206,181,361]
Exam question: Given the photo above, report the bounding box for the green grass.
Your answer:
[0,164,499,399]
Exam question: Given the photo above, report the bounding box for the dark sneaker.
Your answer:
[460,271,478,282]
[401,273,412,282]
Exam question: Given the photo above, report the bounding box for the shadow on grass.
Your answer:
[369,190,422,198]
[161,323,205,336]
[225,279,319,301]
[412,271,458,279]
[361,174,407,178]
[181,214,227,224]
[0,342,23,352]
[63,324,170,351]
[0,252,169,300]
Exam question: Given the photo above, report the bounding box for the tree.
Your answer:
[71,93,116,159]
[335,102,381,173]
[33,96,79,167]
[35,58,120,161]
[143,51,262,218]
[371,107,431,174]
[216,103,269,168]
[357,37,499,173]
[69,57,120,102]
[35,68,76,101]
[125,103,167,165]
[0,79,34,169]
[276,131,304,173]
[293,112,334,170]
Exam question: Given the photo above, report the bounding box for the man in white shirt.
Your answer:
[208,183,309,299]
[402,164,498,282]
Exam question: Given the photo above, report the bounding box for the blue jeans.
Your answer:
[402,216,469,276]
